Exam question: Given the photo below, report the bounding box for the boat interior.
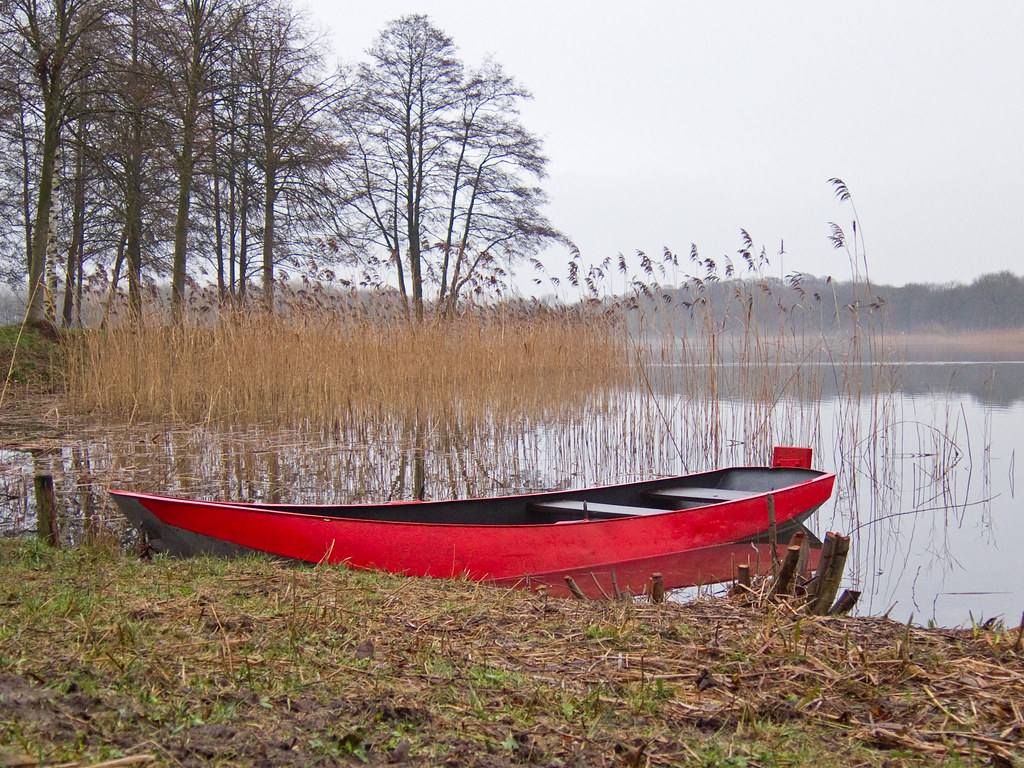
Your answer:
[247,466,826,526]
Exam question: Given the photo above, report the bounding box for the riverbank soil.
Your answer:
[0,541,1021,767]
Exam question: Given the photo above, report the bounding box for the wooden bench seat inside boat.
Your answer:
[528,500,667,519]
[644,486,754,504]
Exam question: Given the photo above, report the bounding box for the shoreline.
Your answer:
[1,539,1021,766]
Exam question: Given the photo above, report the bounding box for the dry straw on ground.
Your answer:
[1,541,1021,767]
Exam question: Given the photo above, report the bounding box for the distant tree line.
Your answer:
[0,4,560,326]
[647,270,1024,336]
[573,234,1021,336]
[877,271,1024,332]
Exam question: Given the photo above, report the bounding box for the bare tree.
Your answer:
[149,0,238,323]
[60,101,85,325]
[116,0,157,319]
[0,0,106,325]
[208,46,259,306]
[347,14,461,321]
[344,15,560,321]
[75,0,177,325]
[0,56,39,286]
[236,1,346,309]
[436,59,558,317]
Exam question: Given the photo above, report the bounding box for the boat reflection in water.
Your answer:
[504,528,822,599]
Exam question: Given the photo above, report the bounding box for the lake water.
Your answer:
[814,361,1023,627]
[1,358,1021,629]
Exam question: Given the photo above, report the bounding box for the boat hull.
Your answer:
[110,463,835,589]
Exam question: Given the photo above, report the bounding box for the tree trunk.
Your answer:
[18,95,34,278]
[226,123,237,303]
[45,143,60,322]
[238,181,249,304]
[100,224,129,330]
[27,87,62,327]
[126,192,143,321]
[63,121,87,327]
[262,163,276,310]
[210,96,227,307]
[75,228,84,327]
[405,179,423,321]
[405,118,423,322]
[125,0,144,323]
[213,152,226,306]
[170,115,196,324]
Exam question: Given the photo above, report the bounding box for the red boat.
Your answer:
[109,447,834,597]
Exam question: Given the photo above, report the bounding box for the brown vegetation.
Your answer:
[1,540,1021,767]
[64,308,628,426]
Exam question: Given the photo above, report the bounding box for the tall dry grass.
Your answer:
[66,306,629,426]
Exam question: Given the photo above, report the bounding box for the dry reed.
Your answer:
[66,307,628,427]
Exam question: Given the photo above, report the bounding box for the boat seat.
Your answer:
[528,500,667,519]
[645,486,754,504]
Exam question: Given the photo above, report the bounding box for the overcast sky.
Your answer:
[303,0,1024,290]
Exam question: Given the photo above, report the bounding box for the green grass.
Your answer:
[0,538,1020,766]
[0,322,67,392]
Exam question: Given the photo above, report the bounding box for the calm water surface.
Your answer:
[1,359,1020,628]
[815,361,1023,627]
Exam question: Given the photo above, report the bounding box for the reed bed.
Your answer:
[62,192,897,480]
[899,327,1024,359]
[66,307,629,427]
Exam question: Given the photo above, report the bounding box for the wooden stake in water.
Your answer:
[828,589,861,616]
[767,493,778,569]
[34,474,58,547]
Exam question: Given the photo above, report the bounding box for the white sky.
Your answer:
[302,0,1024,290]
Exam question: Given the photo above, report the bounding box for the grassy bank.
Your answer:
[0,324,66,395]
[0,540,1021,767]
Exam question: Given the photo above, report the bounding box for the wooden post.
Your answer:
[735,564,752,589]
[809,533,851,615]
[767,544,802,599]
[828,589,861,616]
[788,530,810,579]
[767,493,778,569]
[34,474,58,547]
[650,573,665,604]
[805,531,836,602]
[81,483,97,542]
